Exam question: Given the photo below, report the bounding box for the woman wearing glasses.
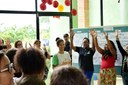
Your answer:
[0,51,15,85]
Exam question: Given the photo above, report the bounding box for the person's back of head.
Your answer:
[14,47,46,76]
[6,48,22,77]
[20,75,46,85]
[50,65,88,85]
[6,48,17,63]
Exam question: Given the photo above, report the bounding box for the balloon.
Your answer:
[47,0,52,5]
[58,4,64,12]
[53,0,59,8]
[71,9,77,16]
[42,0,47,3]
[40,3,46,10]
[65,0,71,6]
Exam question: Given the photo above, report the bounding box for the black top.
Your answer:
[76,47,95,71]
[64,41,71,52]
[116,40,128,74]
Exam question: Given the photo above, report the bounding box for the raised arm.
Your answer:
[70,30,76,51]
[104,32,116,57]
[90,29,95,51]
[115,30,126,57]
[93,32,104,54]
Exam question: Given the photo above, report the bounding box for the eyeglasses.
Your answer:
[0,63,13,73]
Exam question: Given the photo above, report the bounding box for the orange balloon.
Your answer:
[58,4,64,12]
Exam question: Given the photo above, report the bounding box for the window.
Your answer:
[37,0,70,12]
[39,16,70,55]
[0,0,35,11]
[0,14,36,47]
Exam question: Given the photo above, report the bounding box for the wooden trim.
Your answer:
[84,0,89,27]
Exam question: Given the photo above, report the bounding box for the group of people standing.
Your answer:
[70,29,128,85]
[0,28,128,85]
[0,40,46,85]
[52,29,128,85]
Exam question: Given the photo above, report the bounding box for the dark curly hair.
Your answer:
[50,65,88,85]
[14,47,45,75]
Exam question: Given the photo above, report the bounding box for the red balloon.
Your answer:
[65,0,71,6]
[47,0,52,5]
[40,3,46,10]
[53,1,59,8]
[42,0,47,3]
[71,9,77,16]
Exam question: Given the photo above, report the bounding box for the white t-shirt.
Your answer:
[57,51,71,65]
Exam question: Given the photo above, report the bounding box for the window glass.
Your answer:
[0,0,35,11]
[39,16,70,55]
[38,0,70,12]
[103,0,120,26]
[89,0,101,26]
[0,14,36,48]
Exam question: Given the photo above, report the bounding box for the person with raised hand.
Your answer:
[93,31,117,85]
[115,30,128,85]
[70,29,95,85]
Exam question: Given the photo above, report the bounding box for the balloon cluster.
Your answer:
[40,0,77,16]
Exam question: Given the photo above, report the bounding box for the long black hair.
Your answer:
[103,40,117,59]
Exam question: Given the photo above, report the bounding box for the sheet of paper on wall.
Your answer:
[103,26,114,31]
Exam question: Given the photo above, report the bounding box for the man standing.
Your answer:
[63,33,72,61]
[70,29,95,85]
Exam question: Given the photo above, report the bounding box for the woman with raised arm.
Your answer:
[70,29,95,85]
[115,30,128,85]
[93,31,117,85]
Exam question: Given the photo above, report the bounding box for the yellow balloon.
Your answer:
[58,4,64,12]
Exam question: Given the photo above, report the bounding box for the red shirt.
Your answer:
[101,56,116,69]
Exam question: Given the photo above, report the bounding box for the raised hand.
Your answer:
[90,28,95,37]
[6,38,12,49]
[70,29,75,39]
[93,31,97,38]
[103,32,108,39]
[115,30,119,38]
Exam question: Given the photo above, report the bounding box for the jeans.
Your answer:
[122,72,128,85]
[84,71,94,85]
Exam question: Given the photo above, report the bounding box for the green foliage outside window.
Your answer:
[0,25,36,46]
